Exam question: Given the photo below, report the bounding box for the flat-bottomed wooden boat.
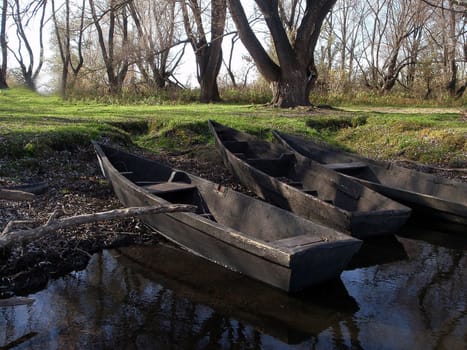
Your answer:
[93,142,362,292]
[273,130,467,230]
[208,121,411,238]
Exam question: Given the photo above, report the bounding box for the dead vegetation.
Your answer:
[1,144,464,298]
[0,145,245,298]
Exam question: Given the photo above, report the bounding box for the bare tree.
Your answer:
[180,0,227,103]
[228,0,337,107]
[0,0,7,88]
[88,0,130,94]
[128,0,186,90]
[440,0,464,97]
[332,0,365,92]
[421,0,466,98]
[379,0,428,93]
[356,0,427,93]
[9,0,47,91]
[316,12,337,92]
[222,32,255,88]
[51,0,86,96]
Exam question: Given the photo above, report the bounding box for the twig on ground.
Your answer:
[0,204,196,249]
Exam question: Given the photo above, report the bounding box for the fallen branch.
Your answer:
[8,182,49,195]
[0,204,196,249]
[0,332,38,350]
[0,296,35,307]
[0,182,48,201]
[0,189,35,201]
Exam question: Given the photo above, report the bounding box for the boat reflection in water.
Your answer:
[0,228,466,349]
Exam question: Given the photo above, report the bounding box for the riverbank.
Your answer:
[1,88,466,297]
[0,143,253,297]
[2,142,466,298]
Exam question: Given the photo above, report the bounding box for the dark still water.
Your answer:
[1,228,466,350]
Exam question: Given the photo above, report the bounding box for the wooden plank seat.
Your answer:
[271,234,325,249]
[143,182,196,194]
[139,169,196,194]
[134,181,161,185]
[324,162,367,171]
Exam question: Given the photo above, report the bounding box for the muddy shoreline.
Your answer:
[1,145,465,298]
[0,145,254,298]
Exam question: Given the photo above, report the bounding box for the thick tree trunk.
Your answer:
[446,58,457,97]
[228,0,335,108]
[0,69,6,89]
[270,71,313,107]
[23,73,36,91]
[198,45,223,103]
[181,0,225,103]
[200,78,221,103]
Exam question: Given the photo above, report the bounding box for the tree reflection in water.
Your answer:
[0,228,465,349]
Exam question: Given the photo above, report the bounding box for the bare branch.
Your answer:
[0,204,196,249]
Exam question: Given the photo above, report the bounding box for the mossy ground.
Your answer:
[1,87,465,169]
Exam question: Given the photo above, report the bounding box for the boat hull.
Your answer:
[209,121,411,238]
[93,142,362,291]
[273,131,467,230]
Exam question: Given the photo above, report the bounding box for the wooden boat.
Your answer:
[208,120,411,238]
[93,142,362,292]
[273,130,467,229]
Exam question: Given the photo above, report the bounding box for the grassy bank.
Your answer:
[1,88,466,175]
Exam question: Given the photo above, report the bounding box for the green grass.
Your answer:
[0,87,465,169]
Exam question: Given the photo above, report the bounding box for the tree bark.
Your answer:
[0,0,8,89]
[181,0,226,103]
[228,0,335,107]
[52,0,71,97]
[89,0,129,94]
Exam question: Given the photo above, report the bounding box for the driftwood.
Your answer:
[0,182,49,201]
[0,189,35,201]
[0,296,35,307]
[9,182,49,195]
[0,204,196,249]
[0,332,38,350]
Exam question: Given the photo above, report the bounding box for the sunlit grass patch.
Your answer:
[0,87,465,168]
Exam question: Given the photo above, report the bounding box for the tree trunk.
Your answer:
[181,0,226,103]
[270,70,313,107]
[0,68,6,89]
[446,58,457,97]
[0,0,7,89]
[198,45,223,103]
[89,0,129,95]
[228,0,335,108]
[200,77,221,103]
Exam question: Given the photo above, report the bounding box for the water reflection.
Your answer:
[0,227,465,349]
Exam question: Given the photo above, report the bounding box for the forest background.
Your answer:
[0,0,465,107]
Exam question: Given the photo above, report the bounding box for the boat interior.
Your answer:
[101,144,346,244]
[278,134,467,203]
[216,129,395,212]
